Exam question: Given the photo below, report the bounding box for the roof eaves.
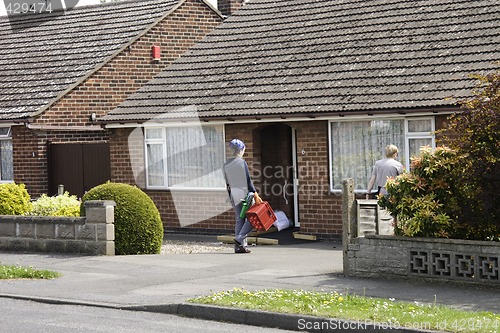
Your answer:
[101,105,461,127]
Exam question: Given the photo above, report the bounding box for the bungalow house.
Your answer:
[102,0,500,238]
[0,0,225,197]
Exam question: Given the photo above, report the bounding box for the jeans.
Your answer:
[234,202,253,247]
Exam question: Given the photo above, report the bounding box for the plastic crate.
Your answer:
[245,201,277,231]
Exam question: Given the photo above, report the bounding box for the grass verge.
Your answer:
[0,264,61,279]
[189,288,499,333]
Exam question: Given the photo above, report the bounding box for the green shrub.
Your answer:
[379,146,499,241]
[30,192,80,217]
[438,70,500,238]
[0,183,31,215]
[379,70,500,241]
[379,147,460,238]
[81,182,163,255]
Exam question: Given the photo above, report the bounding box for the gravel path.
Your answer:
[160,240,232,254]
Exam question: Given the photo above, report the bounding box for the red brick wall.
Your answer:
[108,116,454,238]
[294,121,342,237]
[13,0,222,197]
[110,127,236,233]
[109,122,344,237]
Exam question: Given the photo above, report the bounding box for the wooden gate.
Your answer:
[48,143,111,197]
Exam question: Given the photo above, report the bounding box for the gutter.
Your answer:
[25,124,103,131]
[102,106,459,129]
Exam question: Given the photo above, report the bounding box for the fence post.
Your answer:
[342,178,356,275]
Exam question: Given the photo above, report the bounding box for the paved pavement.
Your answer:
[0,233,499,332]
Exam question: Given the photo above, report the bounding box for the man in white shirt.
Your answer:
[366,144,403,199]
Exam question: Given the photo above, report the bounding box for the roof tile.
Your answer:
[104,0,500,122]
[0,0,181,120]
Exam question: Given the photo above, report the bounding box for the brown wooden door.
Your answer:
[48,143,110,197]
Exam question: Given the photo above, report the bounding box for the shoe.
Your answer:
[235,246,251,254]
[234,237,242,246]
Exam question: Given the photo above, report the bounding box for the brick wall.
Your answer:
[109,121,344,238]
[294,121,342,237]
[13,0,222,197]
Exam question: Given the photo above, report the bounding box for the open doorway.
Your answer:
[258,123,298,226]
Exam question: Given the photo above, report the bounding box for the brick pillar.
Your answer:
[84,200,116,255]
[217,0,245,16]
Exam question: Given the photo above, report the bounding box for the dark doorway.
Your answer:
[259,124,295,222]
[48,143,111,197]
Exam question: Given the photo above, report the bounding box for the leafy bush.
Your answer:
[81,182,163,255]
[379,147,459,238]
[30,192,80,217]
[0,183,31,215]
[438,70,500,239]
[379,70,500,241]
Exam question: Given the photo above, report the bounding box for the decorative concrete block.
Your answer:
[477,256,499,281]
[95,224,114,241]
[76,224,95,240]
[85,241,111,255]
[453,253,475,279]
[66,240,89,254]
[46,240,66,253]
[56,224,76,239]
[0,222,16,237]
[10,238,29,251]
[17,223,35,238]
[84,201,115,224]
[35,223,56,239]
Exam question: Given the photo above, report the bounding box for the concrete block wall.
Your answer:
[342,179,500,285]
[0,200,115,255]
[347,235,500,284]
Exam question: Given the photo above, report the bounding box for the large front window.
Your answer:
[329,117,434,192]
[0,127,13,182]
[144,125,226,189]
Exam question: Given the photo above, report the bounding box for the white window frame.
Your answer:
[328,116,435,193]
[144,124,226,191]
[144,127,167,190]
[0,127,13,183]
[404,117,436,168]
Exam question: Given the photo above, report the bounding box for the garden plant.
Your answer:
[81,182,163,255]
[379,70,499,241]
[0,183,31,215]
[30,192,80,217]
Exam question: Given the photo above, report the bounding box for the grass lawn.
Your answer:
[189,288,500,333]
[0,264,61,279]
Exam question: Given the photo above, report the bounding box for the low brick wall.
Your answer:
[341,178,500,285]
[0,200,115,255]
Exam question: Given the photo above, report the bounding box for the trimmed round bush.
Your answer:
[0,183,31,215]
[81,182,163,255]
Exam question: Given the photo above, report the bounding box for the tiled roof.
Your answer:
[0,0,184,121]
[103,0,500,123]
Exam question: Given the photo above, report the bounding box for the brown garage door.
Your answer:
[48,143,111,197]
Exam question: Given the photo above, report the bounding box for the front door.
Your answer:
[259,124,297,225]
